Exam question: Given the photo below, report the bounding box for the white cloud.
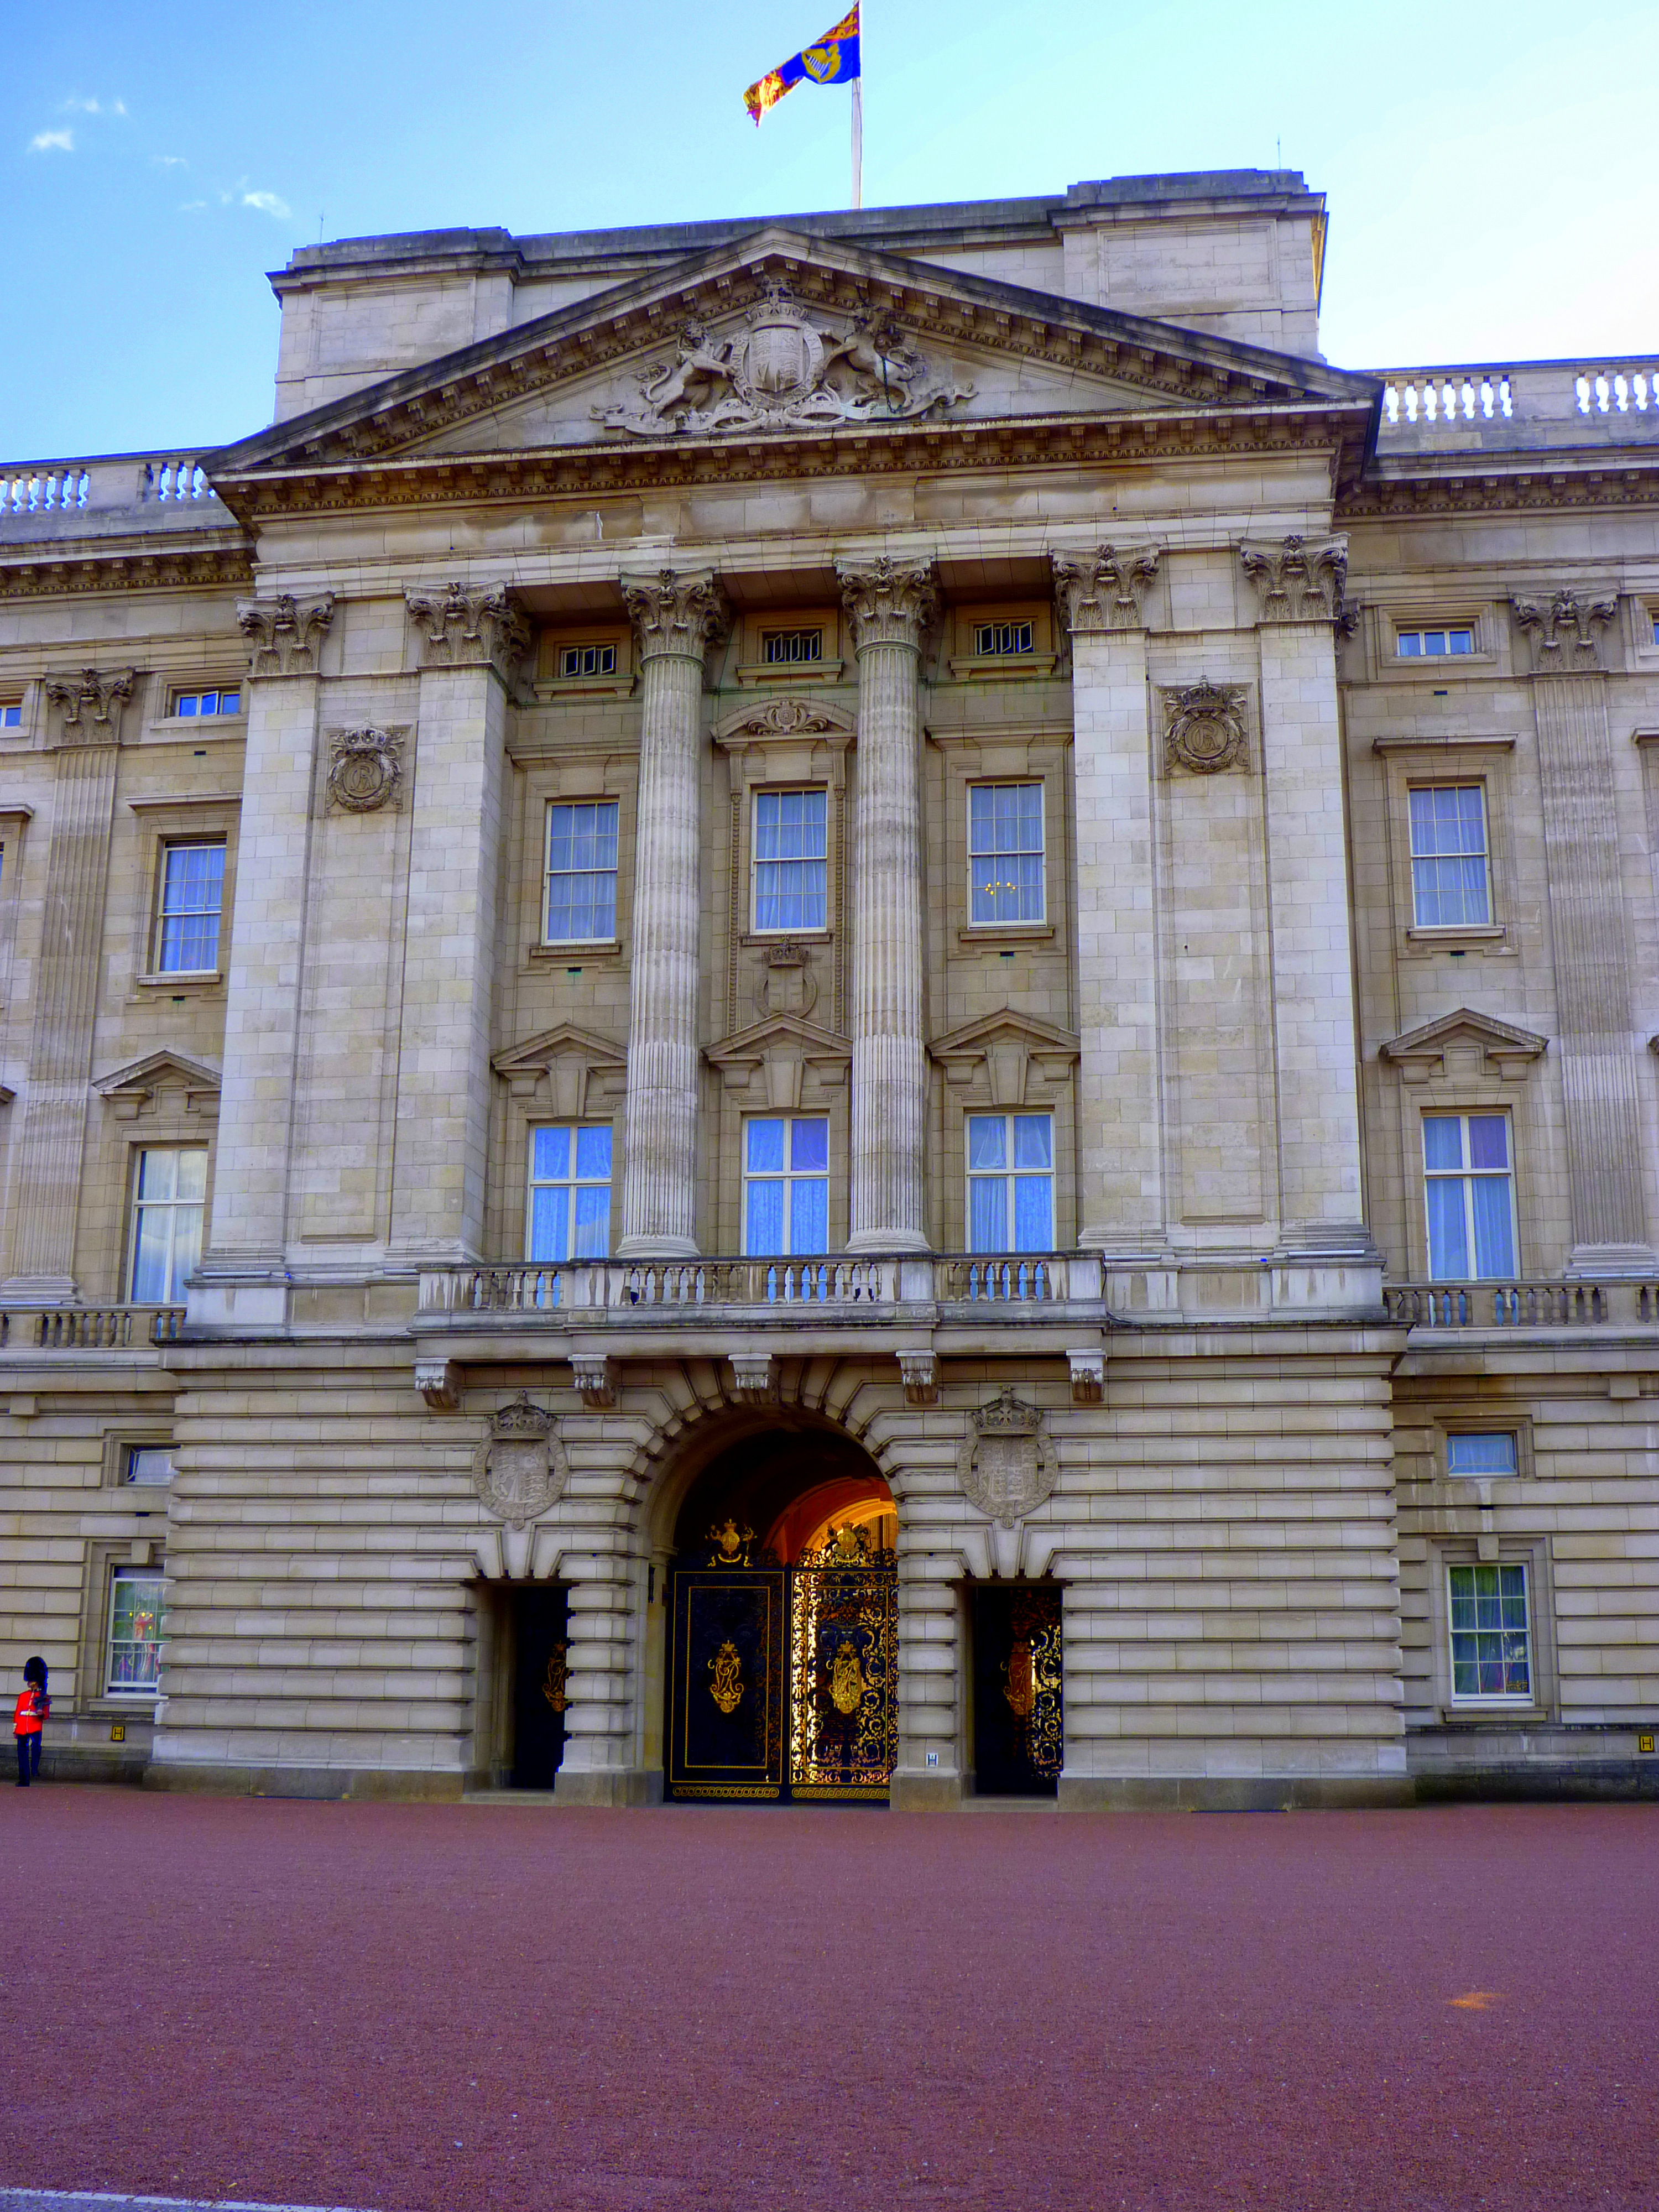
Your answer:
[241,188,291,219]
[62,96,126,115]
[28,128,74,153]
[152,154,187,169]
[179,199,207,212]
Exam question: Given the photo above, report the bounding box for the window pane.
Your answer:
[967,1117,1006,1172]
[969,1177,1007,1254]
[544,802,618,942]
[532,1126,571,1181]
[528,1186,571,1262]
[789,1176,828,1254]
[572,1185,609,1258]
[745,1177,785,1255]
[1466,1115,1509,1172]
[108,1573,166,1693]
[1469,1177,1516,1277]
[126,1447,174,1484]
[790,1118,829,1173]
[1425,1177,1469,1280]
[1446,1432,1519,1477]
[169,1198,203,1298]
[1013,1115,1052,1170]
[176,1149,208,1202]
[1423,1117,1465,1173]
[573,1126,612,1181]
[746,1119,785,1175]
[1013,1175,1053,1251]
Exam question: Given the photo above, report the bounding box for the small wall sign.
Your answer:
[109,1723,126,1743]
[926,1750,939,1767]
[1639,1733,1655,1756]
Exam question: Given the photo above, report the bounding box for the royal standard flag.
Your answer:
[744,4,861,124]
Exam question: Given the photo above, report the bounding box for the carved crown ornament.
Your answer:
[43,667,133,744]
[1163,679,1250,776]
[1052,545,1162,636]
[405,581,531,681]
[594,282,975,439]
[1239,535,1350,627]
[1510,588,1619,674]
[956,1390,1060,1530]
[473,1395,568,1529]
[326,726,406,814]
[238,592,335,679]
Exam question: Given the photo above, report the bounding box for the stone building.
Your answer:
[2,168,1656,1807]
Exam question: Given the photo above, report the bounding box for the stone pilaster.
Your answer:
[1511,590,1652,1268]
[552,1553,653,1806]
[387,583,529,1264]
[1240,538,1373,1260]
[615,569,729,1258]
[1052,546,1166,1254]
[195,597,335,1312]
[2,670,133,1301]
[837,557,936,1254]
[890,1558,963,1808]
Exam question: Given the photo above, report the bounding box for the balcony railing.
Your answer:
[419,1254,1093,1318]
[1384,1280,1659,1329]
[1374,357,1659,451]
[0,452,228,533]
[0,1305,185,1349]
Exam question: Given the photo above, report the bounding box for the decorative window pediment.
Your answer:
[1380,1008,1547,1084]
[929,1011,1081,1106]
[492,1023,627,1117]
[705,1014,851,1111]
[95,1050,221,1121]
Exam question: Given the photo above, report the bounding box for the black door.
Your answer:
[511,1584,570,1789]
[667,1567,788,1799]
[973,1583,1063,1797]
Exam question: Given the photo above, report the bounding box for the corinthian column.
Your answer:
[615,570,729,1258]
[838,557,937,1253]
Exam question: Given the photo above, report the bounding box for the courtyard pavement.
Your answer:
[2,1787,1654,2211]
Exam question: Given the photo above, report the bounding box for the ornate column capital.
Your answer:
[837,556,938,652]
[1052,545,1161,636]
[1510,588,1619,674]
[1239,535,1349,625]
[238,592,335,679]
[404,581,530,681]
[43,667,134,745]
[619,568,731,666]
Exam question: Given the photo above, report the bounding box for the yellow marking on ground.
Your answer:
[1448,1990,1501,2010]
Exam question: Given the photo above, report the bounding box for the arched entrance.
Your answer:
[663,1420,898,1804]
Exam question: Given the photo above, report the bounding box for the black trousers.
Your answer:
[15,1733,40,1783]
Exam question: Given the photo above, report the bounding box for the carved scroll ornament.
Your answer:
[1052,545,1162,635]
[837,556,939,651]
[619,568,731,664]
[1510,589,1619,673]
[1163,679,1249,776]
[1239,536,1349,626]
[405,582,530,680]
[43,667,133,744]
[238,593,335,678]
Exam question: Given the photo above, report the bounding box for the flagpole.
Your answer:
[851,77,863,210]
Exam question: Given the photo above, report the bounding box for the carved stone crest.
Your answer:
[596,285,974,438]
[472,1395,567,1528]
[1163,680,1249,776]
[956,1390,1060,1529]
[326,725,405,813]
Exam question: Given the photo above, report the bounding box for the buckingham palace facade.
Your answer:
[2,168,1657,1806]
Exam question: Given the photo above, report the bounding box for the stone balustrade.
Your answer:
[1383,1280,1659,1329]
[0,452,224,531]
[0,1304,184,1350]
[1376,358,1659,450]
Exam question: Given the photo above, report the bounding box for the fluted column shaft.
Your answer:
[839,559,936,1253]
[617,571,729,1258]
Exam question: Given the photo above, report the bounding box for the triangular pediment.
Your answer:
[1380,1008,1547,1080]
[705,1014,852,1068]
[492,1023,627,1115]
[930,1010,1080,1109]
[95,1049,221,1118]
[206,229,1377,500]
[930,1010,1082,1063]
[492,1021,627,1076]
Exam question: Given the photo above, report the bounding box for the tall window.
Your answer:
[969,782,1045,925]
[1408,786,1490,928]
[526,1125,612,1261]
[752,789,827,933]
[154,841,225,973]
[107,1569,166,1695]
[744,1117,829,1254]
[1424,1113,1516,1280]
[967,1113,1054,1252]
[544,801,619,943]
[129,1147,207,1302]
[1448,1562,1532,1701]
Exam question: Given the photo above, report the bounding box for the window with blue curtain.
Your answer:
[743,1117,829,1254]
[1423,1112,1516,1279]
[526,1124,612,1261]
[1446,1432,1520,1478]
[155,842,225,973]
[968,782,1045,925]
[544,801,619,943]
[966,1113,1053,1252]
[129,1147,207,1302]
[753,789,827,933]
[1408,785,1490,927]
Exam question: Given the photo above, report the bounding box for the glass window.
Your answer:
[972,619,1034,656]
[544,801,619,944]
[1446,1432,1519,1478]
[124,1447,175,1485]
[171,689,241,717]
[107,1569,166,1695]
[744,1116,830,1255]
[1424,1113,1516,1281]
[557,642,617,679]
[526,1124,612,1262]
[154,841,225,973]
[128,1147,207,1303]
[761,629,822,664]
[1448,1562,1532,1701]
[969,782,1045,926]
[1397,627,1475,658]
[753,789,828,933]
[0,703,21,729]
[1408,785,1490,928]
[967,1113,1054,1253]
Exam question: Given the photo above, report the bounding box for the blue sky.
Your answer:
[4,0,1656,460]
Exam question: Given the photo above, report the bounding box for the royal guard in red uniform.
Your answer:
[13,1657,47,1787]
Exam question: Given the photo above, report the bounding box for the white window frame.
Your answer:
[106,1567,166,1697]
[1407,784,1491,930]
[1446,1559,1534,1707]
[124,1446,175,1486]
[1444,1431,1520,1480]
[1423,1111,1518,1281]
[967,780,1046,928]
[0,702,21,729]
[972,618,1035,657]
[127,1146,208,1304]
[742,1114,831,1256]
[170,687,242,718]
[556,641,617,680]
[542,799,620,947]
[1396,625,1476,659]
[152,839,226,975]
[525,1123,613,1262]
[750,786,829,936]
[966,1110,1056,1254]
[760,628,823,666]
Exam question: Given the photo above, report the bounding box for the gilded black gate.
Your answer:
[972,1582,1063,1796]
[667,1524,897,1803]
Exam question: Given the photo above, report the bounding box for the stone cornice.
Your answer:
[1338,456,1659,520]
[0,542,252,601]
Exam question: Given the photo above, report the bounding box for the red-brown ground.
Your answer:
[2,1789,1655,2211]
